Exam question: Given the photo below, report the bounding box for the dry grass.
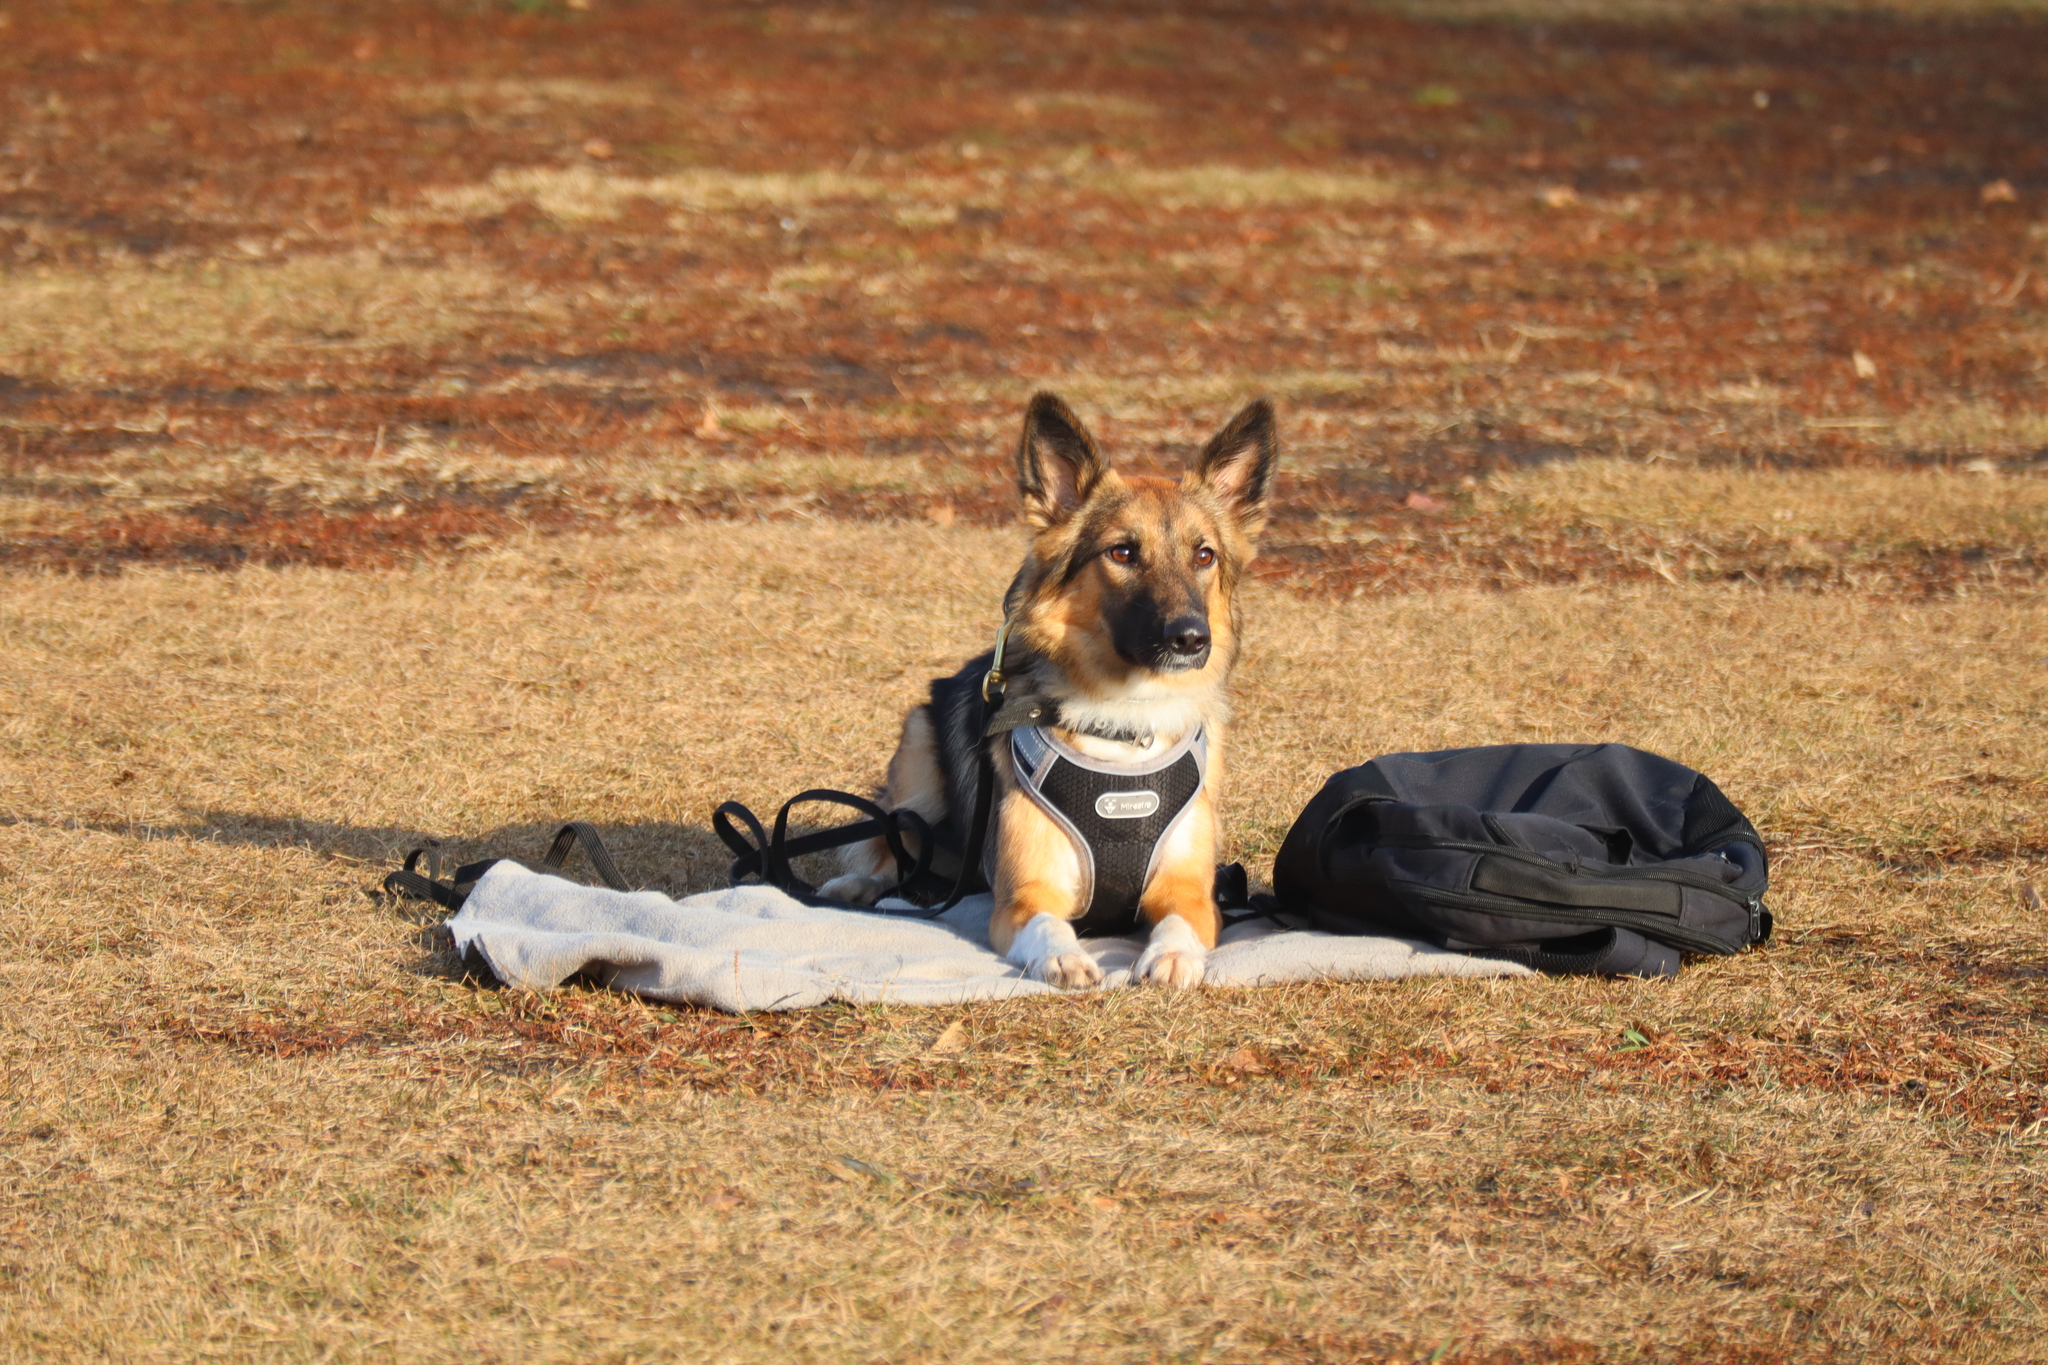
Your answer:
[5,0,2048,1356]
[398,78,661,112]
[933,375,2048,468]
[1891,403,2048,457]
[2,523,2044,1363]
[0,255,557,379]
[11,0,2048,573]
[5,522,2042,861]
[392,166,922,225]
[388,162,1400,228]
[1092,166,1402,209]
[0,439,968,523]
[1481,461,2048,554]
[1374,0,2048,15]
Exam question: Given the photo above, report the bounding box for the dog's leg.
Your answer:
[989,784,1100,988]
[819,705,945,905]
[1133,788,1220,990]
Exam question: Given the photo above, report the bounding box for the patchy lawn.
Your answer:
[3,0,2045,578]
[1,2,2044,1361]
[3,528,2044,1362]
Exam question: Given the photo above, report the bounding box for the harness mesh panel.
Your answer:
[1034,748,1203,936]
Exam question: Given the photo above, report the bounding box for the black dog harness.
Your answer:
[1008,723,1208,936]
[681,617,1228,925]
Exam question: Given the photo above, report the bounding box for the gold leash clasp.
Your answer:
[981,613,1014,705]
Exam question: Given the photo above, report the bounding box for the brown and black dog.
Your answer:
[821,392,1278,990]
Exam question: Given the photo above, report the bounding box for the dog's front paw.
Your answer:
[818,873,891,906]
[1133,914,1208,991]
[1029,951,1105,989]
[1133,948,1205,990]
[1008,911,1102,990]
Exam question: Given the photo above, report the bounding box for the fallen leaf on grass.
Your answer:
[1220,1045,1269,1074]
[924,1019,968,1057]
[1404,491,1444,512]
[1981,178,2018,204]
[1852,351,1878,379]
[1201,1206,1272,1225]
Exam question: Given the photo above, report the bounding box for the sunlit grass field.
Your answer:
[3,0,2045,1360]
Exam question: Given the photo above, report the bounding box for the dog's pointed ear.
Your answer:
[1195,398,1278,536]
[1016,392,1106,528]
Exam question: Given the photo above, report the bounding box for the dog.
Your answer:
[820,391,1278,990]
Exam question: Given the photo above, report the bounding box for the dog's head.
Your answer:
[1007,391,1277,695]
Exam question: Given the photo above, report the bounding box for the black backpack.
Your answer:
[1269,744,1771,977]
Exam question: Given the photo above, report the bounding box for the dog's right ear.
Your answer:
[1016,392,1106,529]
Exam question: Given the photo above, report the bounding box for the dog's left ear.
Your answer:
[1194,398,1278,536]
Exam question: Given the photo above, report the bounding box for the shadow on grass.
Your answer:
[55,811,739,890]
[33,811,792,982]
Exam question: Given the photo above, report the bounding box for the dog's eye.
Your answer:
[1107,544,1137,565]
[1193,545,1216,568]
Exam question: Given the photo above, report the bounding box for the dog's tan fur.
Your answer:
[825,392,1277,989]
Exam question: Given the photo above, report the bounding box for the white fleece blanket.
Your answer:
[445,861,1530,1012]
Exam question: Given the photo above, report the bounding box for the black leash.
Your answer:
[386,615,1046,919]
[708,669,1052,918]
[382,819,630,912]
[711,788,946,914]
[384,678,1030,927]
[383,612,1277,923]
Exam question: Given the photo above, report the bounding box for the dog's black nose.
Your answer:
[1164,618,1211,657]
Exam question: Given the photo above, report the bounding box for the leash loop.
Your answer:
[768,789,915,895]
[540,821,631,891]
[385,821,631,912]
[714,792,942,913]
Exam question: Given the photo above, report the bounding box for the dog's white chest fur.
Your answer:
[1045,692,1211,751]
